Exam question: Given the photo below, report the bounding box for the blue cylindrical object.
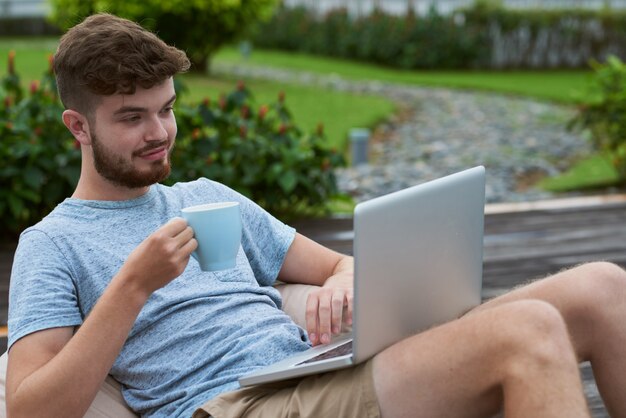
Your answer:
[350,128,370,166]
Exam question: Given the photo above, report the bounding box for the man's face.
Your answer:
[89,78,177,189]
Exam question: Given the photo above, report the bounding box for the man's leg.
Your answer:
[473,261,626,417]
[372,299,590,418]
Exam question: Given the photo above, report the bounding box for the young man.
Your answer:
[6,13,626,418]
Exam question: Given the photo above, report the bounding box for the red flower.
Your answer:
[205,156,214,165]
[202,97,210,107]
[278,91,285,103]
[278,123,287,135]
[239,125,247,138]
[34,127,43,137]
[3,96,12,108]
[191,128,201,140]
[30,80,40,95]
[258,105,269,120]
[237,80,246,91]
[241,105,250,119]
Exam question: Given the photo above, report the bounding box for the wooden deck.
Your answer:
[2,194,625,416]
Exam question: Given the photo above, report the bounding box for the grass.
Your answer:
[540,153,620,192]
[215,47,593,104]
[180,74,395,150]
[0,37,59,80]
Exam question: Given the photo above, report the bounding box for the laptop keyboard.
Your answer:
[297,340,353,365]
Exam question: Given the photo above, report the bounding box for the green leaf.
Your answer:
[16,188,41,203]
[278,170,297,193]
[42,181,64,206]
[23,166,45,189]
[7,194,24,219]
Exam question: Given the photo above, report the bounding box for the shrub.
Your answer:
[0,53,81,239]
[569,55,626,181]
[253,5,489,70]
[253,3,626,70]
[49,0,279,73]
[170,84,346,217]
[0,53,345,238]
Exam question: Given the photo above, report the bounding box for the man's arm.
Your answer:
[6,218,196,418]
[278,233,354,346]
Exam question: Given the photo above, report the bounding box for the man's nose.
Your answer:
[145,116,168,141]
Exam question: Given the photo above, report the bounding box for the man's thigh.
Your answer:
[471,261,624,359]
[370,299,573,418]
[194,360,380,418]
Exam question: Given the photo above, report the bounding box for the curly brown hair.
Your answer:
[53,13,190,117]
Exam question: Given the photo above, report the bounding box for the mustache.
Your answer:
[133,141,170,157]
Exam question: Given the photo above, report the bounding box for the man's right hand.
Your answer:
[118,217,197,295]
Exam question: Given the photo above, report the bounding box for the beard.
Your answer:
[90,131,172,189]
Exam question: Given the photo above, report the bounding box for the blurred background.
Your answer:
[2,0,626,234]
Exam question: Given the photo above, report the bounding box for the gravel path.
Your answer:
[215,63,594,203]
[338,88,593,203]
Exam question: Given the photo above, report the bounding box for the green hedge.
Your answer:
[252,3,626,70]
[0,53,345,238]
[253,6,489,70]
[0,17,61,36]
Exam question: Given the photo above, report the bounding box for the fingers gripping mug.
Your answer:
[181,202,242,271]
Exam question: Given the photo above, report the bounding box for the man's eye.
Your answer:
[124,115,141,122]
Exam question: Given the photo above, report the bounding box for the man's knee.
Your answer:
[493,300,576,373]
[572,261,626,306]
[585,261,626,290]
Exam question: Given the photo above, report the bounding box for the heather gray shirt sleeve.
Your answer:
[8,230,82,349]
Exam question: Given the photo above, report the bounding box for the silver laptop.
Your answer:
[238,166,486,387]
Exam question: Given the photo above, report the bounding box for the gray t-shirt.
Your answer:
[8,178,309,417]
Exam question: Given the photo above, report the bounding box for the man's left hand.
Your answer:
[305,271,353,346]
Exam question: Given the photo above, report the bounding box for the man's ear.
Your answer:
[62,109,92,145]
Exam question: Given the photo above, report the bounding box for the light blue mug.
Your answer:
[181,202,242,271]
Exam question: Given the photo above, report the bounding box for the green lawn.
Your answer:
[215,47,593,104]
[539,153,620,192]
[0,37,59,80]
[179,74,395,151]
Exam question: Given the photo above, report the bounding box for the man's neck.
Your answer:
[72,176,151,201]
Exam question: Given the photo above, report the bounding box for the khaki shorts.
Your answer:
[192,359,380,418]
